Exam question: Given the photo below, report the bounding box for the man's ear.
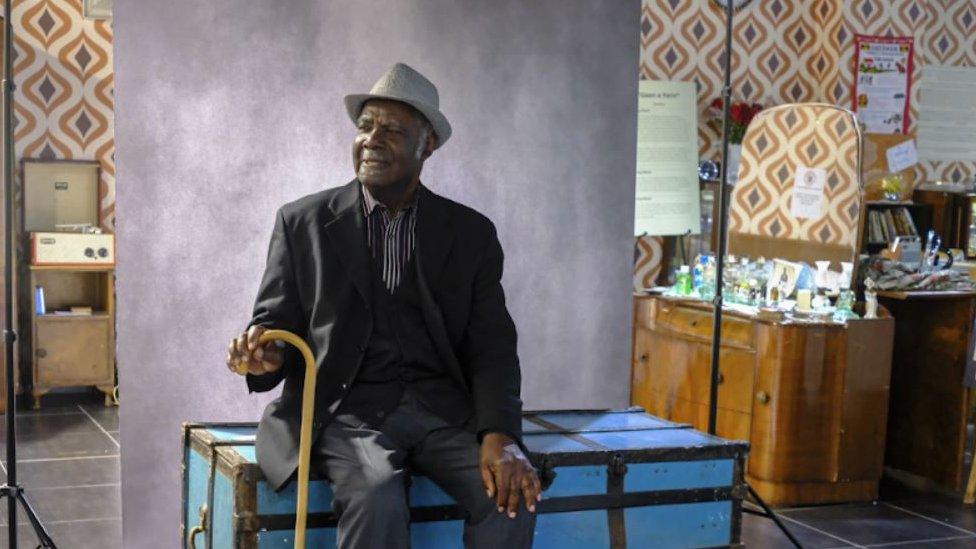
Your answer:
[421,133,437,161]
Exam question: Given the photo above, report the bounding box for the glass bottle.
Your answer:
[735,257,751,304]
[968,218,976,258]
[700,255,716,302]
[723,255,738,303]
[675,265,692,296]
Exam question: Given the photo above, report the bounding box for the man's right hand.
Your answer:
[226,325,284,376]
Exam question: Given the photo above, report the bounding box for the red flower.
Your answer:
[706,97,767,144]
[730,103,744,124]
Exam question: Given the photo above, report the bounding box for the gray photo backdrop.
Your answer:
[114,0,639,544]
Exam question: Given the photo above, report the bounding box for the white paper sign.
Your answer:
[634,80,701,236]
[917,65,976,162]
[886,139,918,173]
[791,166,826,219]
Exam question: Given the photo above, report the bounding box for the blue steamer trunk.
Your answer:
[182,409,747,548]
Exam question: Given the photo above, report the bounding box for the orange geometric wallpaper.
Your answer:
[640,0,976,181]
[10,0,114,229]
[634,0,976,289]
[729,104,861,248]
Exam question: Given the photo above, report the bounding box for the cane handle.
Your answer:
[235,329,316,549]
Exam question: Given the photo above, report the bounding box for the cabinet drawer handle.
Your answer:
[36,349,47,358]
[639,353,648,363]
[717,372,725,384]
[689,320,699,327]
[756,391,770,404]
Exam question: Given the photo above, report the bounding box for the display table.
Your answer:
[631,293,895,507]
[877,290,976,491]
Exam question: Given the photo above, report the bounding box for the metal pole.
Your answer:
[704,5,804,546]
[707,0,735,436]
[4,0,19,540]
[2,4,55,546]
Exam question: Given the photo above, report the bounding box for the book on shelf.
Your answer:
[868,211,884,244]
[50,306,94,316]
[896,207,918,236]
[866,206,919,247]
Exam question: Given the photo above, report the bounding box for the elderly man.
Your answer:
[226,63,539,548]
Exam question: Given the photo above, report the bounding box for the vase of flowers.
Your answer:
[708,99,763,185]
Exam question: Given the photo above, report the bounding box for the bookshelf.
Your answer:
[862,202,933,255]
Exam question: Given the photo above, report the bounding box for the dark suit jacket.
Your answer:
[246,179,523,490]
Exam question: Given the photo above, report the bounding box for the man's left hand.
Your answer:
[479,432,541,518]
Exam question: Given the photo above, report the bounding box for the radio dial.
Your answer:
[97,248,108,258]
[84,247,95,258]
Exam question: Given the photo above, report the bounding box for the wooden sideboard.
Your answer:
[631,294,895,507]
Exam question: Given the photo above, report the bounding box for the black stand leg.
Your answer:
[742,485,803,548]
[0,485,57,548]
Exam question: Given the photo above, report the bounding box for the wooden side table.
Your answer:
[29,264,116,407]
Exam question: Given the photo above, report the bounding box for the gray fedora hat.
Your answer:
[344,62,452,148]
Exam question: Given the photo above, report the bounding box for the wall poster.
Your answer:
[852,35,914,135]
[634,80,700,237]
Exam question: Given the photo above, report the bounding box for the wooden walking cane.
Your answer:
[235,330,316,549]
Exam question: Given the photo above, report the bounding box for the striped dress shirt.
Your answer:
[361,183,419,293]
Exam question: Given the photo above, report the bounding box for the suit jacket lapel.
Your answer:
[323,180,371,305]
[416,184,454,288]
[414,184,467,391]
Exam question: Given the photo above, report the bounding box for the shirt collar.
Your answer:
[361,182,420,215]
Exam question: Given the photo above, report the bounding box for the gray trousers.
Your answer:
[314,391,536,549]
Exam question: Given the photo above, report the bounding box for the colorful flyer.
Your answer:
[852,35,914,134]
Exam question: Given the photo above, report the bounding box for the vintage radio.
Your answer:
[31,232,115,266]
[24,160,100,232]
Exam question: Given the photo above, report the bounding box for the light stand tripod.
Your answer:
[707,1,802,547]
[0,1,57,546]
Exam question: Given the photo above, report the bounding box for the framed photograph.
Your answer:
[83,0,112,20]
[770,259,802,299]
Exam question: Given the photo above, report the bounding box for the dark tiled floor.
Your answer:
[1,394,975,548]
[0,392,120,548]
[741,485,976,548]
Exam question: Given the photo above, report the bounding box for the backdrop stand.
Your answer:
[0,2,57,546]
[708,1,802,547]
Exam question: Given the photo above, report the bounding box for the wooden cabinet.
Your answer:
[915,190,976,257]
[29,265,115,407]
[878,291,976,491]
[631,294,895,507]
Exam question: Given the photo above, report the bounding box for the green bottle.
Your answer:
[676,265,692,296]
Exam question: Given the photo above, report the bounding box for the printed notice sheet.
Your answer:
[791,166,826,220]
[852,35,914,134]
[917,65,976,162]
[634,80,700,236]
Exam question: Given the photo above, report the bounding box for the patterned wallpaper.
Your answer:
[10,0,114,229]
[634,0,976,289]
[729,104,861,248]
